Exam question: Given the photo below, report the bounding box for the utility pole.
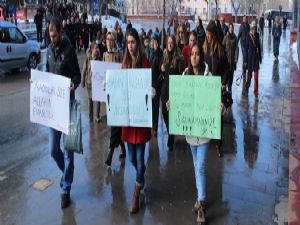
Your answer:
[162,0,165,49]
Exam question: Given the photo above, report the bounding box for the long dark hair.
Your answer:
[187,44,205,75]
[122,28,145,68]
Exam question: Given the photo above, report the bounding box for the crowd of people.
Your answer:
[37,9,285,223]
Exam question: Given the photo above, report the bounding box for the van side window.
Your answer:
[9,27,24,43]
[0,28,10,43]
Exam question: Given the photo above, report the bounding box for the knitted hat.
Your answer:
[250,20,257,28]
[206,20,218,37]
[107,28,117,41]
[106,28,118,50]
[151,32,159,41]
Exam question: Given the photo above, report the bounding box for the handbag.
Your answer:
[63,99,83,154]
[221,91,233,108]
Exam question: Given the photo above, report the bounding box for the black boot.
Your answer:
[119,142,126,159]
[105,148,114,166]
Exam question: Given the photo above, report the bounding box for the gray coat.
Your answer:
[223,33,239,71]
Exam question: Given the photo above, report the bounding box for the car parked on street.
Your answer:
[0,20,40,72]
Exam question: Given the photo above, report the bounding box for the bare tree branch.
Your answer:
[231,0,241,22]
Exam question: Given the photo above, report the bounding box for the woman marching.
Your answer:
[104,28,126,166]
[167,43,225,224]
[203,20,228,157]
[81,41,101,123]
[160,35,184,151]
[245,20,262,99]
[222,23,239,94]
[122,28,152,214]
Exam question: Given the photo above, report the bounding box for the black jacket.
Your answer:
[150,47,163,89]
[46,37,81,99]
[245,32,262,72]
[204,45,228,85]
[238,22,250,46]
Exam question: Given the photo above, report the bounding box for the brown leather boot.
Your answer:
[129,183,142,214]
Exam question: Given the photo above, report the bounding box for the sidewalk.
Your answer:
[289,40,300,225]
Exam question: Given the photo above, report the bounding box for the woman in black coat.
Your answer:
[203,20,228,158]
[160,35,184,151]
[245,20,262,99]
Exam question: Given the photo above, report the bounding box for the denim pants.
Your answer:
[190,143,209,201]
[127,143,146,185]
[49,128,74,194]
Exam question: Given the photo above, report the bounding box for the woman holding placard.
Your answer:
[203,20,228,158]
[81,41,101,123]
[160,35,184,151]
[121,28,152,214]
[166,43,224,224]
[103,28,126,167]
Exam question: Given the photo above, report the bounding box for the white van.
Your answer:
[0,20,40,72]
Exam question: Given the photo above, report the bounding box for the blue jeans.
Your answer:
[49,128,74,194]
[127,143,146,185]
[190,143,209,201]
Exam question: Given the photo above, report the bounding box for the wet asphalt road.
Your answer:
[0,28,290,225]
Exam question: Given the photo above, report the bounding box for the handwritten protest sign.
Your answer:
[106,69,152,127]
[90,61,121,102]
[30,69,70,134]
[169,75,221,139]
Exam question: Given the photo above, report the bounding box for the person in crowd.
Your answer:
[176,24,187,51]
[182,31,197,68]
[44,21,50,47]
[272,16,282,60]
[215,19,224,43]
[149,32,163,137]
[83,18,90,51]
[245,20,262,100]
[74,17,81,51]
[160,35,184,151]
[259,13,265,37]
[223,23,239,94]
[166,43,225,224]
[95,31,107,59]
[184,19,191,36]
[34,9,43,43]
[81,41,101,123]
[46,18,81,208]
[268,13,272,31]
[283,14,288,31]
[238,15,250,76]
[116,26,124,53]
[126,20,132,33]
[159,28,167,49]
[220,16,228,37]
[121,28,152,214]
[194,17,206,48]
[103,28,126,167]
[203,20,228,158]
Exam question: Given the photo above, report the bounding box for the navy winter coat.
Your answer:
[245,32,262,73]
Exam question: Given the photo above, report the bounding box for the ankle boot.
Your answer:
[119,142,126,159]
[197,201,206,223]
[129,183,141,214]
[105,148,114,166]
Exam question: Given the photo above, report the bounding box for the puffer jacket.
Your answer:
[47,37,81,99]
